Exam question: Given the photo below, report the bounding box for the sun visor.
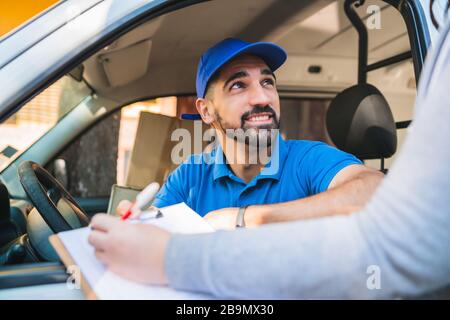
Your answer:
[99,39,152,87]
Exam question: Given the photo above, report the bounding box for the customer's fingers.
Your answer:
[94,249,111,265]
[116,200,133,217]
[88,230,109,251]
[90,214,119,232]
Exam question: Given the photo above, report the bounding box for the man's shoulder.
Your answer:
[284,139,362,170]
[285,139,325,146]
[284,139,353,164]
[284,139,330,155]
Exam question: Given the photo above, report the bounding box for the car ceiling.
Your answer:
[81,0,412,105]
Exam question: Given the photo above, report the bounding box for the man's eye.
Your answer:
[262,79,275,86]
[230,82,244,90]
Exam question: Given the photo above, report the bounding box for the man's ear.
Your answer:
[195,98,215,125]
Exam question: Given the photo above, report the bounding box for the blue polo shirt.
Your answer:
[153,135,362,216]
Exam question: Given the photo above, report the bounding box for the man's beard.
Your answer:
[215,105,280,147]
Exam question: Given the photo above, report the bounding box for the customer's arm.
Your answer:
[166,97,450,298]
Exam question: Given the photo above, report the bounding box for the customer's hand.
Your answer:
[115,200,133,217]
[88,214,170,285]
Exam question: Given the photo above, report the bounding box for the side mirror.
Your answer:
[53,159,69,190]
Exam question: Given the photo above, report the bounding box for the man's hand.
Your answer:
[204,206,265,230]
[88,214,170,285]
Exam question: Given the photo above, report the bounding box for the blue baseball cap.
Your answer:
[182,38,287,120]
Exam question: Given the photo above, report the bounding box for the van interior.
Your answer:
[77,0,415,188]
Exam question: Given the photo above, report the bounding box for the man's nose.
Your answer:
[248,82,272,107]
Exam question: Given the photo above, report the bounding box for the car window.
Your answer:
[43,0,420,197]
[0,76,91,170]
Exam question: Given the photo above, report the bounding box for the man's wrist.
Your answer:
[243,205,272,226]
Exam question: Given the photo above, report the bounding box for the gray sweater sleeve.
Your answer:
[164,21,450,299]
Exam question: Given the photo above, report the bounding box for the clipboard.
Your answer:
[49,234,98,300]
[48,203,215,300]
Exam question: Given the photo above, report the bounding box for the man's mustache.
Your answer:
[240,105,277,126]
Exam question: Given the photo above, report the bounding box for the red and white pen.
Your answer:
[121,182,160,220]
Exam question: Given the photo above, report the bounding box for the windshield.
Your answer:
[0,75,92,170]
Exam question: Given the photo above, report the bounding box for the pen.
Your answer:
[121,182,160,220]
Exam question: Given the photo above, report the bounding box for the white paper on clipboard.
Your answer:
[53,202,214,300]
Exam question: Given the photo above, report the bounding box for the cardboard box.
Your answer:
[125,111,211,189]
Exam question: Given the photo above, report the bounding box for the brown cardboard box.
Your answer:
[125,111,212,189]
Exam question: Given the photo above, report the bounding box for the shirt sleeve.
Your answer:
[152,162,189,208]
[297,142,362,195]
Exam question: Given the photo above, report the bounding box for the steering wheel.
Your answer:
[18,161,90,233]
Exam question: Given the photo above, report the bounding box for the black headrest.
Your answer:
[326,83,397,160]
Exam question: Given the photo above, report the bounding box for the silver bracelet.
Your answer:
[236,206,248,228]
